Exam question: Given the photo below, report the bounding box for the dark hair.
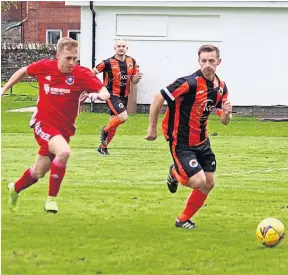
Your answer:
[198,44,220,58]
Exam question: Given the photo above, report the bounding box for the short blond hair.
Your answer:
[198,44,220,59]
[57,37,78,53]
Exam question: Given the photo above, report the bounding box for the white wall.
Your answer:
[80,6,288,106]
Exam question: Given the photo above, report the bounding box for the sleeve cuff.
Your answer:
[160,87,175,103]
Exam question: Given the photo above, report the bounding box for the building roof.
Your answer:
[66,1,288,8]
[1,21,22,33]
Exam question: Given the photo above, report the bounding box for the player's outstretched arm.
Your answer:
[144,92,165,141]
[98,87,110,101]
[1,67,28,95]
[88,87,110,102]
[220,100,232,125]
[91,67,98,74]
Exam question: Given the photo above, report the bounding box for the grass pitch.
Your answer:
[1,90,288,275]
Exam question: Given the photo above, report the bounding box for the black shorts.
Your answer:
[107,95,128,116]
[169,139,216,180]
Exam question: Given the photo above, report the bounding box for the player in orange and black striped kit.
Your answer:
[145,45,232,230]
[92,40,142,155]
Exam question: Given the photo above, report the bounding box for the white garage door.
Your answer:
[82,6,288,105]
[116,13,223,104]
[128,40,222,104]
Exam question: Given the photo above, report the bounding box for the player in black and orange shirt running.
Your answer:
[92,40,142,155]
[145,44,232,230]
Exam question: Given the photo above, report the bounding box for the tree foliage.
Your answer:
[1,1,19,11]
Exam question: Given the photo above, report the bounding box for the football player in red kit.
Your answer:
[1,37,110,213]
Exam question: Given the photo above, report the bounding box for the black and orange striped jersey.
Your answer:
[96,55,138,97]
[161,70,229,146]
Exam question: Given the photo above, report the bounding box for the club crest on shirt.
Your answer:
[66,76,74,85]
[128,63,133,68]
[218,87,224,95]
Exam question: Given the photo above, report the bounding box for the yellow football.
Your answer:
[256,218,285,247]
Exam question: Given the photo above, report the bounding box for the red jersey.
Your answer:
[27,59,103,137]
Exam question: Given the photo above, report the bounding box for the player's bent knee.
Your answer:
[188,173,206,189]
[207,181,215,189]
[200,180,215,194]
[118,114,128,122]
[118,111,128,122]
[56,148,71,161]
[204,173,215,191]
[188,178,205,189]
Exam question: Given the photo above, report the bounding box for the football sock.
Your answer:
[49,159,66,197]
[104,116,123,132]
[14,168,38,193]
[107,127,117,145]
[172,167,188,186]
[178,189,207,222]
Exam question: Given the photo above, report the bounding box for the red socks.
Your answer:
[178,189,207,222]
[101,117,124,148]
[14,168,38,193]
[14,159,66,197]
[171,166,208,221]
[107,127,117,145]
[104,116,123,132]
[49,159,66,197]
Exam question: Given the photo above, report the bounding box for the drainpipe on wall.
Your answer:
[89,1,96,69]
[89,1,97,112]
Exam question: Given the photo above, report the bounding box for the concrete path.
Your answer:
[8,107,37,112]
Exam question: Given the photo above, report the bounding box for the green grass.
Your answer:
[1,95,288,275]
[1,82,39,111]
[2,81,39,96]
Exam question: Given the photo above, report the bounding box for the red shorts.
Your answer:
[33,121,70,156]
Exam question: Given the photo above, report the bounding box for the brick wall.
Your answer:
[23,1,80,43]
[1,2,25,43]
[1,2,81,43]
[1,2,22,22]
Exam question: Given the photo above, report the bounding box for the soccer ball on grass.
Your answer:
[256,217,285,248]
